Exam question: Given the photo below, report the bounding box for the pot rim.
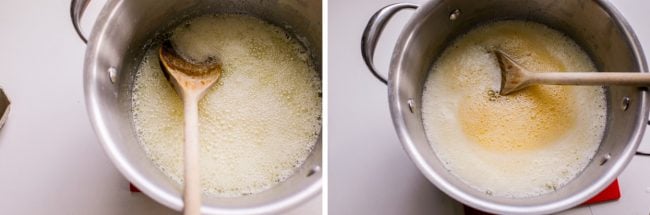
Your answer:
[387,0,648,214]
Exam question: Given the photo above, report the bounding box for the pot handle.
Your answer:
[361,3,417,85]
[70,0,91,44]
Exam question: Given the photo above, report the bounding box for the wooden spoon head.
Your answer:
[494,50,530,95]
[159,40,222,99]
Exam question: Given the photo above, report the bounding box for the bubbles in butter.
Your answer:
[422,21,606,198]
[131,14,321,197]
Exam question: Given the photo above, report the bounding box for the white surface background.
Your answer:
[0,0,320,214]
[329,0,650,214]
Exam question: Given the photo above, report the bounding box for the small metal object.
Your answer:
[0,88,9,129]
[108,67,117,83]
[599,154,611,165]
[306,165,321,177]
[621,97,630,111]
[485,189,493,196]
[407,98,415,113]
[449,9,461,21]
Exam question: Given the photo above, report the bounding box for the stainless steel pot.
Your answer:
[71,0,322,214]
[362,0,647,214]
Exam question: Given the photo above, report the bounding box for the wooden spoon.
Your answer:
[494,50,650,95]
[159,40,222,215]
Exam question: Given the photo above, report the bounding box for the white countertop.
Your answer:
[329,0,650,214]
[0,0,320,214]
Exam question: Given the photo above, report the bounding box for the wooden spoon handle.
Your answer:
[531,72,650,86]
[183,94,201,215]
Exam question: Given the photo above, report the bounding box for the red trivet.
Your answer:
[464,179,621,215]
[130,179,622,213]
[130,183,141,193]
[582,179,621,205]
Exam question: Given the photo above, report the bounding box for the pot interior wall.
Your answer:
[87,0,321,212]
[390,0,646,212]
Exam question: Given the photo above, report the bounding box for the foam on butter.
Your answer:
[131,14,321,197]
[422,21,606,198]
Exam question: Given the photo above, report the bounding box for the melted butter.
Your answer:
[459,84,575,151]
[465,23,567,72]
[132,14,321,197]
[449,22,579,151]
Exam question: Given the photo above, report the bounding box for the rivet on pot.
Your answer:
[108,67,117,84]
[449,9,461,21]
[407,98,415,113]
[621,97,630,111]
[599,153,611,166]
[306,165,321,177]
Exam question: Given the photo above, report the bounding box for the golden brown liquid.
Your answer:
[459,89,574,151]
[452,22,578,151]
